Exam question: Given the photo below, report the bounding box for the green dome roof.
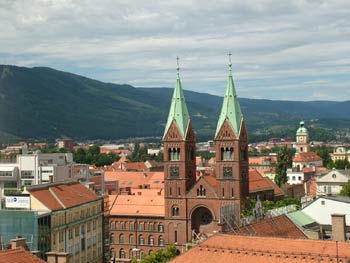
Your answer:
[296,121,308,135]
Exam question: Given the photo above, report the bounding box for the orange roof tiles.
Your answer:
[110,193,164,217]
[203,175,217,188]
[293,152,322,163]
[0,249,46,263]
[264,177,284,196]
[104,171,164,189]
[233,215,306,239]
[122,162,148,171]
[249,169,272,193]
[170,234,350,263]
[28,181,100,211]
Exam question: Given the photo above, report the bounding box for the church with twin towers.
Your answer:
[162,56,249,245]
[108,56,250,260]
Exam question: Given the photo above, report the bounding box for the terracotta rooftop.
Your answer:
[249,169,273,193]
[233,215,306,239]
[122,162,148,171]
[293,152,323,163]
[264,177,285,197]
[27,181,100,211]
[110,193,164,217]
[104,171,164,189]
[170,234,350,263]
[0,249,46,263]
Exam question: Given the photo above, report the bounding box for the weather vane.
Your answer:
[228,52,232,74]
[176,56,180,77]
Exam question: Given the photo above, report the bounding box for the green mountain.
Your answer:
[0,65,349,142]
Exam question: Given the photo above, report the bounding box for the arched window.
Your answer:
[140,250,145,259]
[110,221,115,230]
[119,234,125,244]
[149,235,154,246]
[138,222,144,231]
[129,234,134,244]
[197,185,206,197]
[158,224,164,232]
[221,147,234,161]
[119,249,125,259]
[149,250,153,255]
[158,235,164,246]
[130,222,135,230]
[139,235,144,245]
[111,250,115,259]
[169,148,180,161]
[172,207,179,217]
[110,234,115,244]
[120,222,125,230]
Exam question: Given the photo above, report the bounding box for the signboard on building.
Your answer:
[5,195,30,209]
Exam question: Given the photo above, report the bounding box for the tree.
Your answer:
[328,159,350,170]
[275,146,294,186]
[314,145,332,167]
[340,180,350,197]
[132,245,177,263]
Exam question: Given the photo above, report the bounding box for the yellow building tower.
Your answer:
[296,121,310,153]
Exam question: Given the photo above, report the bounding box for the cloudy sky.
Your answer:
[1,0,350,101]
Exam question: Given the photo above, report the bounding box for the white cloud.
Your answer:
[0,0,350,101]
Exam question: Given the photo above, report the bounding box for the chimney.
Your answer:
[46,252,57,263]
[11,236,27,249]
[49,175,54,183]
[56,252,72,263]
[331,214,346,241]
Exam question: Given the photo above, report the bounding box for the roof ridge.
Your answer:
[49,187,66,209]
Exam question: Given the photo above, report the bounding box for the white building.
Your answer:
[316,169,350,196]
[302,196,350,240]
[331,146,350,162]
[0,152,73,197]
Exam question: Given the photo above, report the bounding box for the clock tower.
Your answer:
[296,121,309,153]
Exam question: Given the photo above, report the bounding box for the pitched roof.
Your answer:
[264,177,284,197]
[170,234,350,263]
[27,181,100,211]
[233,214,307,239]
[104,171,164,189]
[293,152,322,162]
[215,65,243,138]
[163,67,190,139]
[249,169,273,193]
[122,162,148,171]
[0,249,46,263]
[287,210,317,228]
[110,193,164,217]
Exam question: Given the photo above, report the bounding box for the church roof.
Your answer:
[163,64,190,139]
[215,64,243,138]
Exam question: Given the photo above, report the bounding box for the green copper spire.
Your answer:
[215,53,243,138]
[163,57,190,139]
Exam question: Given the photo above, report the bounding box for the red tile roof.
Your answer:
[293,152,322,163]
[170,234,350,263]
[27,181,100,211]
[249,169,273,193]
[104,171,164,189]
[0,249,46,263]
[264,177,284,197]
[122,162,148,171]
[233,215,306,239]
[110,192,164,217]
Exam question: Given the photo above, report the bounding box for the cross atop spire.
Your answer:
[228,52,232,76]
[176,56,180,79]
